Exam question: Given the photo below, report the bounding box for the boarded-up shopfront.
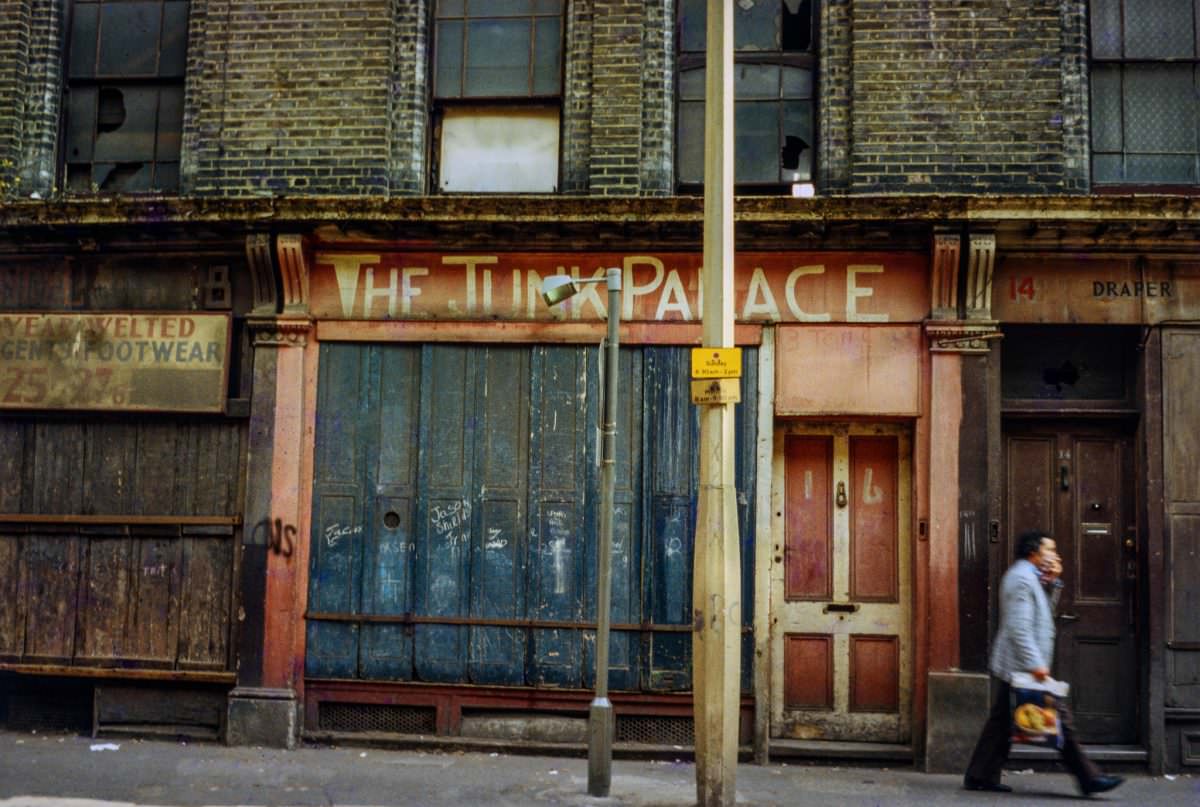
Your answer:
[0,248,251,739]
[291,244,943,750]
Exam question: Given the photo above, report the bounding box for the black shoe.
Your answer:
[1081,775,1125,796]
[964,778,1013,793]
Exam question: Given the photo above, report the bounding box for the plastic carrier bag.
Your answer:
[1009,672,1070,749]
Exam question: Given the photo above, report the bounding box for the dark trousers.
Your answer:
[965,677,1102,788]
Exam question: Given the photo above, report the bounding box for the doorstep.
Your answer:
[769,739,914,763]
[1010,744,1147,763]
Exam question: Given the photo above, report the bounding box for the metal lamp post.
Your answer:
[541,267,622,798]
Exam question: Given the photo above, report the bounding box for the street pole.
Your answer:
[588,266,622,797]
[694,1,740,806]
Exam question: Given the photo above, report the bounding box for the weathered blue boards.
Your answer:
[305,344,756,695]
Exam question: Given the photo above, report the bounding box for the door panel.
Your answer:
[772,424,911,742]
[1004,423,1138,743]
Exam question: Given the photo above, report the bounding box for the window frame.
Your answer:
[1088,0,1200,192]
[429,0,566,194]
[674,0,820,194]
[60,0,189,195]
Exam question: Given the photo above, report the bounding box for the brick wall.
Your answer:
[639,0,673,196]
[846,0,1083,194]
[561,0,594,195]
[184,0,394,196]
[589,0,645,195]
[387,0,429,195]
[0,0,60,199]
[0,0,31,197]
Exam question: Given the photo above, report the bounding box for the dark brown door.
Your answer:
[1004,422,1138,744]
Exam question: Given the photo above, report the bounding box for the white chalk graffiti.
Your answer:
[325,523,363,549]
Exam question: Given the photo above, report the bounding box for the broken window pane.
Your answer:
[736,64,780,100]
[735,0,779,51]
[679,0,706,52]
[782,0,813,52]
[677,100,705,184]
[98,2,162,76]
[154,161,180,190]
[94,86,158,162]
[95,161,153,192]
[781,66,812,99]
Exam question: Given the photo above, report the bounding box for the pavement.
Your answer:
[0,730,1196,807]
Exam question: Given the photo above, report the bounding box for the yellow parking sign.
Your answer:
[690,347,742,379]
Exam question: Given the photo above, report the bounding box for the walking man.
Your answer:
[963,529,1124,796]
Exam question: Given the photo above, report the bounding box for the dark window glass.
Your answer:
[1001,326,1135,403]
[434,0,561,99]
[64,0,188,194]
[677,0,818,190]
[1089,0,1200,185]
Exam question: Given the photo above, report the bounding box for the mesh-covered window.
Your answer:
[677,0,817,191]
[63,0,189,194]
[1090,0,1200,186]
[431,0,564,192]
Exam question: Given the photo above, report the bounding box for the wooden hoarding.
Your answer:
[995,256,1200,324]
[309,251,929,323]
[0,312,231,413]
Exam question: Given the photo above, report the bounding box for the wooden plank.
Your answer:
[23,533,81,660]
[0,532,24,656]
[607,349,643,693]
[133,422,179,515]
[75,537,132,663]
[526,346,587,688]
[84,423,136,514]
[0,515,239,526]
[124,538,180,663]
[0,663,234,683]
[643,347,696,691]
[359,343,420,680]
[177,536,233,669]
[414,345,473,683]
[33,421,85,514]
[469,346,528,686]
[0,419,27,512]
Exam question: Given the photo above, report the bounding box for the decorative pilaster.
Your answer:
[965,232,996,320]
[228,310,313,749]
[931,230,961,320]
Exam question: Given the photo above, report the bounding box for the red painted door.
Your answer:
[771,424,912,742]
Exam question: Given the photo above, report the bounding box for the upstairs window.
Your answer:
[1090,0,1200,186]
[677,0,817,193]
[63,0,188,193]
[432,0,563,193]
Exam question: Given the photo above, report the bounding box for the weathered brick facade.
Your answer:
[0,0,1099,199]
[183,0,394,196]
[844,0,1087,194]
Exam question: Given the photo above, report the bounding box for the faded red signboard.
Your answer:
[309,251,930,323]
[0,312,231,413]
[995,256,1200,324]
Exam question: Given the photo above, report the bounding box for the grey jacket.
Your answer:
[989,558,1056,682]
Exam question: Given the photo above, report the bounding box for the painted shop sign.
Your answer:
[994,257,1200,324]
[0,312,231,413]
[309,252,929,323]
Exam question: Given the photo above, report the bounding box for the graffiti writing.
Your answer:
[252,517,296,558]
